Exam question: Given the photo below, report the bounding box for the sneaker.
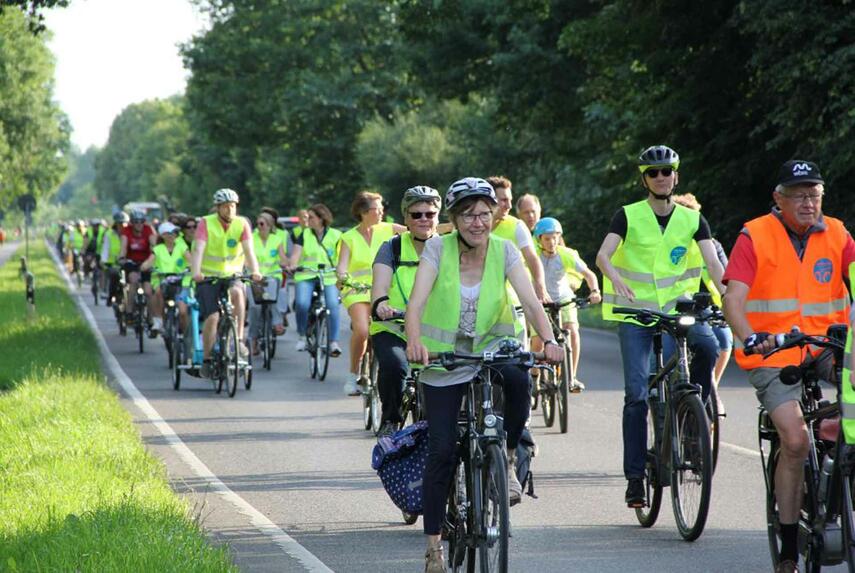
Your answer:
[343,379,361,396]
[507,450,522,506]
[775,560,799,573]
[378,421,397,438]
[200,359,213,379]
[295,337,306,352]
[625,477,645,508]
[570,378,586,393]
[239,343,249,359]
[424,544,446,573]
[330,341,342,357]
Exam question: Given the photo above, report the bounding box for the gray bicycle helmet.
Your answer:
[401,185,441,216]
[213,188,240,205]
[113,211,129,224]
[445,177,497,210]
[638,145,680,173]
[129,209,146,222]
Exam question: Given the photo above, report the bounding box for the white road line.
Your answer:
[721,441,761,458]
[47,243,334,573]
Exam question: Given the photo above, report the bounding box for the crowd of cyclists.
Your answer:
[51,144,855,573]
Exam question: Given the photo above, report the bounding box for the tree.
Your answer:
[0,9,69,211]
[0,0,71,34]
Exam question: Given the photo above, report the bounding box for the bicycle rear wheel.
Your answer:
[172,334,183,391]
[317,312,331,381]
[164,310,176,368]
[671,394,713,541]
[223,319,240,398]
[636,401,663,527]
[478,444,509,573]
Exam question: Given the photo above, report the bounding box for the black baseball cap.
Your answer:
[777,160,824,187]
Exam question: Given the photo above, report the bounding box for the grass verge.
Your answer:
[0,242,235,572]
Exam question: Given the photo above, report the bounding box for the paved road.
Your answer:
[60,267,846,573]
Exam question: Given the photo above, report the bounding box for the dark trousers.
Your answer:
[372,331,408,425]
[421,365,530,535]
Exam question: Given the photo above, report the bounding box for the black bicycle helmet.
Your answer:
[637,145,680,173]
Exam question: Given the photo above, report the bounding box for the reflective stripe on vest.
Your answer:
[200,214,245,277]
[370,232,419,340]
[840,262,855,444]
[253,230,284,277]
[421,233,522,353]
[734,213,850,370]
[295,227,341,285]
[152,242,188,287]
[601,200,701,324]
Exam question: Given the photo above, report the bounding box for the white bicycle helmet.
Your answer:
[445,177,497,210]
[213,188,240,205]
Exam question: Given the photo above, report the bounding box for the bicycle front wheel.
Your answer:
[307,316,318,379]
[447,461,476,573]
[136,313,145,354]
[223,319,240,398]
[558,347,571,433]
[840,467,855,573]
[262,307,272,370]
[369,352,381,434]
[671,394,713,541]
[317,312,331,381]
[478,443,509,573]
[541,367,556,428]
[361,351,372,430]
[705,385,721,474]
[172,334,183,391]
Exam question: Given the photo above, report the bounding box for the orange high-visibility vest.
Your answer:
[734,213,850,370]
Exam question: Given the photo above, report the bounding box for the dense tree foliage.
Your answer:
[0,10,69,212]
[92,0,854,256]
[0,0,70,33]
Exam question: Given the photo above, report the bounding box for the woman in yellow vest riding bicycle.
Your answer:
[247,212,288,355]
[101,211,128,308]
[286,203,343,358]
[370,186,441,437]
[142,222,190,335]
[337,192,405,396]
[405,177,563,572]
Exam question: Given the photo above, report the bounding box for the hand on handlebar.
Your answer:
[250,272,263,283]
[375,300,395,320]
[406,341,430,366]
[192,272,204,284]
[743,331,777,356]
[588,291,602,305]
[543,342,564,364]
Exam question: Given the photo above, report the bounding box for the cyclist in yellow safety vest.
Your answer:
[247,212,287,356]
[487,176,549,303]
[101,212,128,307]
[336,191,406,396]
[141,222,189,335]
[190,188,262,378]
[405,177,563,573]
[285,203,344,357]
[532,217,601,392]
[370,186,441,437]
[595,145,725,510]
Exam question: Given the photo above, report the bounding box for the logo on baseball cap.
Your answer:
[777,160,824,187]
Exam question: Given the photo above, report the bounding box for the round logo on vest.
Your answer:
[670,246,687,265]
[813,258,833,284]
[227,238,238,248]
[270,249,277,257]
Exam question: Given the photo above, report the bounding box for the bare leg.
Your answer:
[230,285,247,342]
[570,323,581,377]
[203,313,218,359]
[151,289,164,320]
[348,302,370,375]
[770,401,809,523]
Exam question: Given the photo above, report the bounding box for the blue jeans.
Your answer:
[294,279,340,342]
[619,321,718,479]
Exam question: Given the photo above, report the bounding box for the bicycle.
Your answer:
[535,297,592,434]
[250,276,281,370]
[295,264,337,381]
[107,264,128,336]
[614,293,715,542]
[90,257,101,306]
[71,249,83,288]
[197,275,255,398]
[435,339,544,573]
[155,271,187,369]
[704,308,729,473]
[172,282,205,391]
[121,261,150,354]
[754,324,855,572]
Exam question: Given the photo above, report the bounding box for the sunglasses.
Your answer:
[408,211,437,220]
[644,167,675,178]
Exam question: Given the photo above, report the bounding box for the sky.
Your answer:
[45,0,209,151]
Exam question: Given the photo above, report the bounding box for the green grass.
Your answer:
[0,243,235,572]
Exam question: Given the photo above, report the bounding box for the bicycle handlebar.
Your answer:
[424,349,545,370]
[543,296,594,311]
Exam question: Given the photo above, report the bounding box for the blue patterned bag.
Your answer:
[371,421,428,514]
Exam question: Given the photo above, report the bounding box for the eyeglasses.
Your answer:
[460,211,492,225]
[184,224,196,230]
[644,167,675,178]
[408,211,437,220]
[782,192,824,204]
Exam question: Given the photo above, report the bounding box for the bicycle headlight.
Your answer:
[167,300,175,307]
[484,414,497,428]
[136,287,144,295]
[678,315,696,326]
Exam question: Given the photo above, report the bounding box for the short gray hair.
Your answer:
[515,193,541,210]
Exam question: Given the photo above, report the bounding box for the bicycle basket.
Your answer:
[250,281,277,304]
[372,421,428,514]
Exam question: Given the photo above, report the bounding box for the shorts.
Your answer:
[196,279,239,322]
[122,261,151,283]
[712,325,733,351]
[748,367,802,415]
